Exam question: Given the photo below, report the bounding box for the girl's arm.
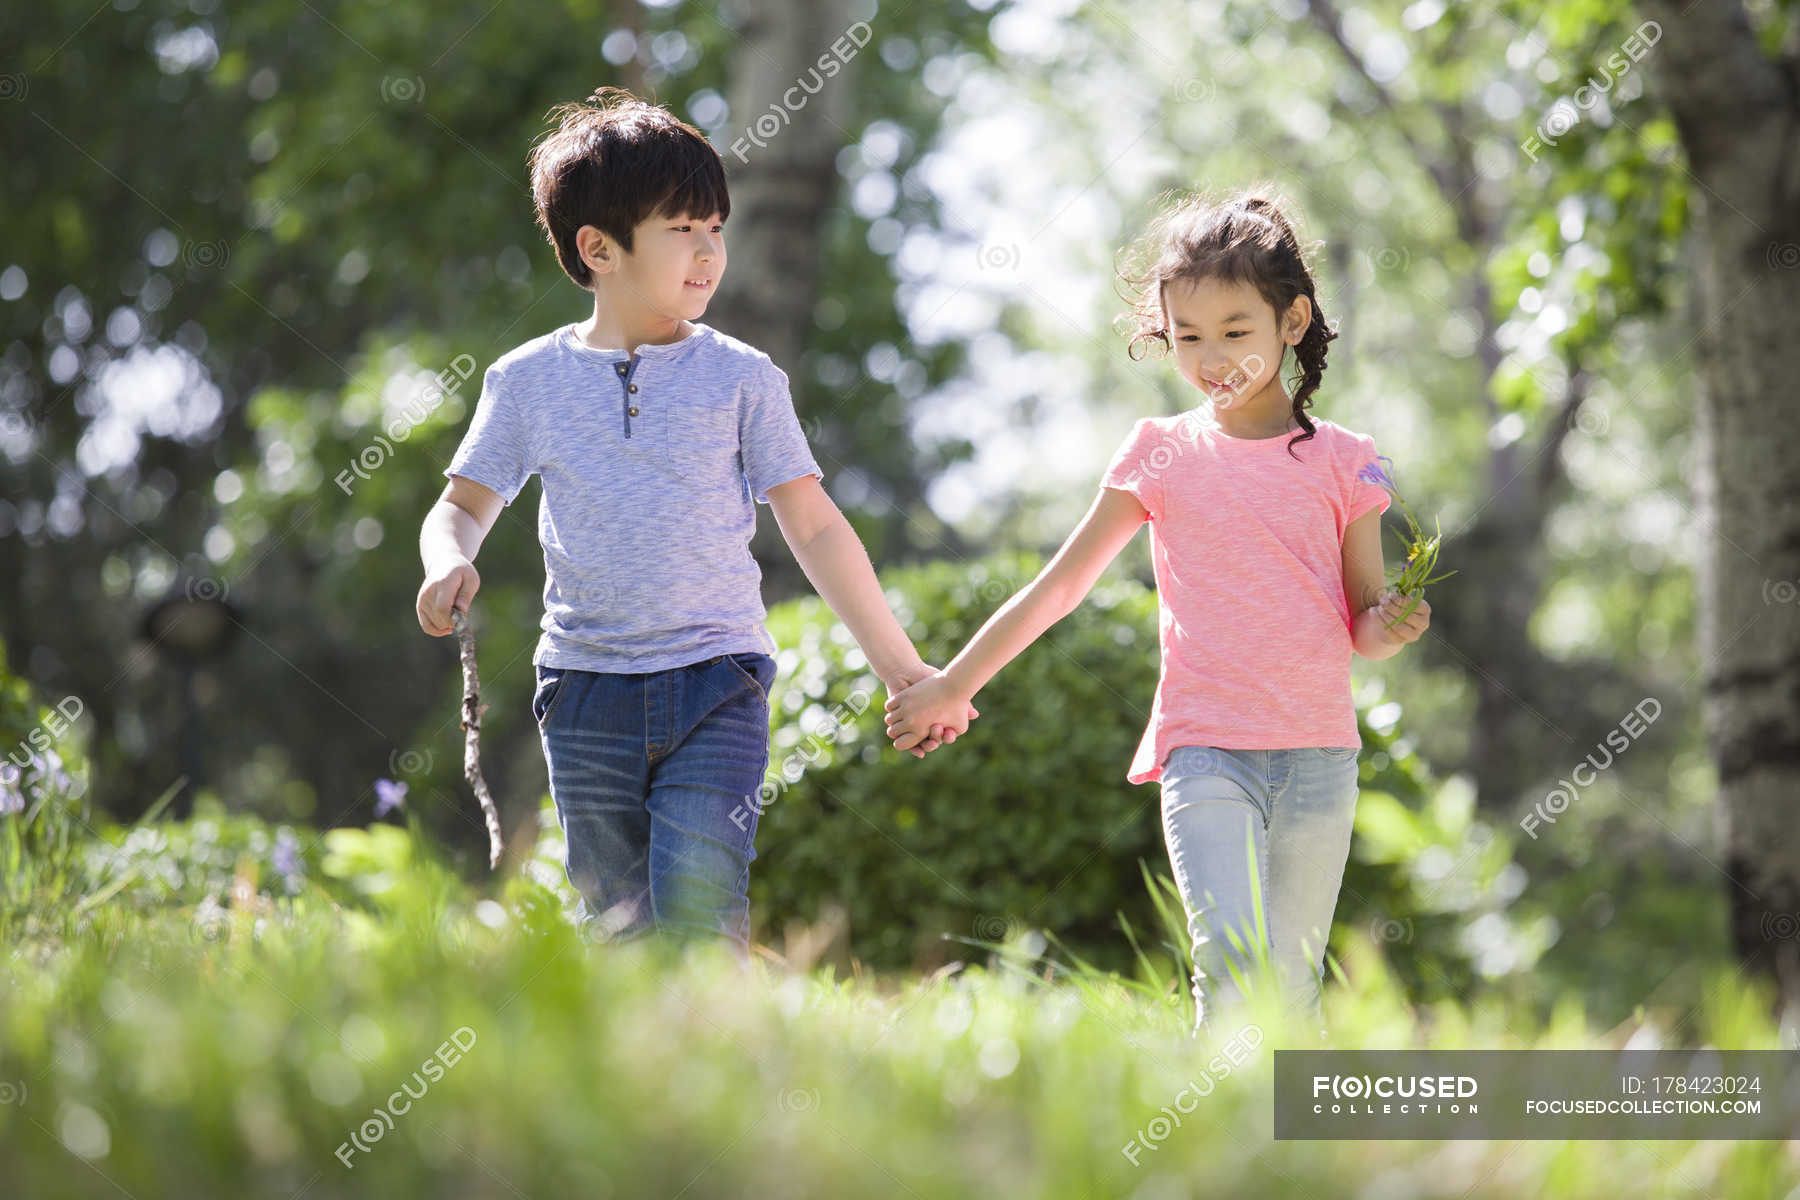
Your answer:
[885,485,1149,751]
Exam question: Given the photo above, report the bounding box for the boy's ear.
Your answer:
[577,224,621,277]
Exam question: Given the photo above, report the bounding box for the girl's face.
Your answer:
[1162,276,1309,413]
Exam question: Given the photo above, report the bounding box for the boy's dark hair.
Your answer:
[1115,184,1336,459]
[528,86,730,289]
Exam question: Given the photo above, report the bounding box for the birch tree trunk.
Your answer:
[1635,0,1800,1023]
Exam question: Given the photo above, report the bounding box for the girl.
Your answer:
[885,188,1432,1036]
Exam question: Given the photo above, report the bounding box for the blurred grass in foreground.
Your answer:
[3,789,1794,1198]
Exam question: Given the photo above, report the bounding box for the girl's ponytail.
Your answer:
[1235,196,1334,457]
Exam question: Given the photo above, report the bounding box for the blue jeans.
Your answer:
[533,651,776,962]
[1159,744,1361,1035]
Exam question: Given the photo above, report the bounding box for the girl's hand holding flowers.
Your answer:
[1354,454,1455,636]
[1372,587,1430,645]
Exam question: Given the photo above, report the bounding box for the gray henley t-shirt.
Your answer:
[443,320,824,673]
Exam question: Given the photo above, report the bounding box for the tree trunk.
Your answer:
[707,0,861,604]
[1635,0,1800,1026]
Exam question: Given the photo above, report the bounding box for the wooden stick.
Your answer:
[450,607,504,869]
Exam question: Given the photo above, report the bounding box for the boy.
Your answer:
[415,88,967,960]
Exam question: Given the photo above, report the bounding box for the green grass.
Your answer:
[1,795,1793,1198]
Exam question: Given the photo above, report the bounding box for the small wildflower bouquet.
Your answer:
[1354,455,1456,630]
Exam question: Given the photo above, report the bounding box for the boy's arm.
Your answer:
[417,476,503,637]
[765,474,940,685]
[765,474,967,756]
[884,485,1148,751]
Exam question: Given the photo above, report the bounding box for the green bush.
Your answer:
[750,551,1536,1001]
[749,551,1164,972]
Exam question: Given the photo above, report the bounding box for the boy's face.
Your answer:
[1162,276,1308,412]
[594,209,725,321]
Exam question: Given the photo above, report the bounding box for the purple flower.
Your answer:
[272,828,303,889]
[2,754,40,814]
[0,773,25,815]
[1355,455,1398,493]
[373,778,408,818]
[39,748,74,796]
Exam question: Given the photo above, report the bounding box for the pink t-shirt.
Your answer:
[1099,411,1392,784]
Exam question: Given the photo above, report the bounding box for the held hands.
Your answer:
[1373,588,1431,646]
[880,662,979,758]
[884,670,979,756]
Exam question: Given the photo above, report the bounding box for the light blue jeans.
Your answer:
[1159,744,1361,1035]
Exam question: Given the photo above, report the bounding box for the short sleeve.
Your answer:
[444,363,534,506]
[740,357,823,504]
[1098,418,1163,522]
[1345,431,1393,525]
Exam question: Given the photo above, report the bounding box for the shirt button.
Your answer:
[628,384,638,393]
[615,363,627,375]
[628,406,639,416]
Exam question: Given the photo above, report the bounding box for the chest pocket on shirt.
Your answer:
[665,397,739,471]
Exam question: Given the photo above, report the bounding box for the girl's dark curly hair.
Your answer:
[1115,185,1336,459]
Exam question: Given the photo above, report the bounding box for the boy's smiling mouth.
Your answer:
[684,277,714,289]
